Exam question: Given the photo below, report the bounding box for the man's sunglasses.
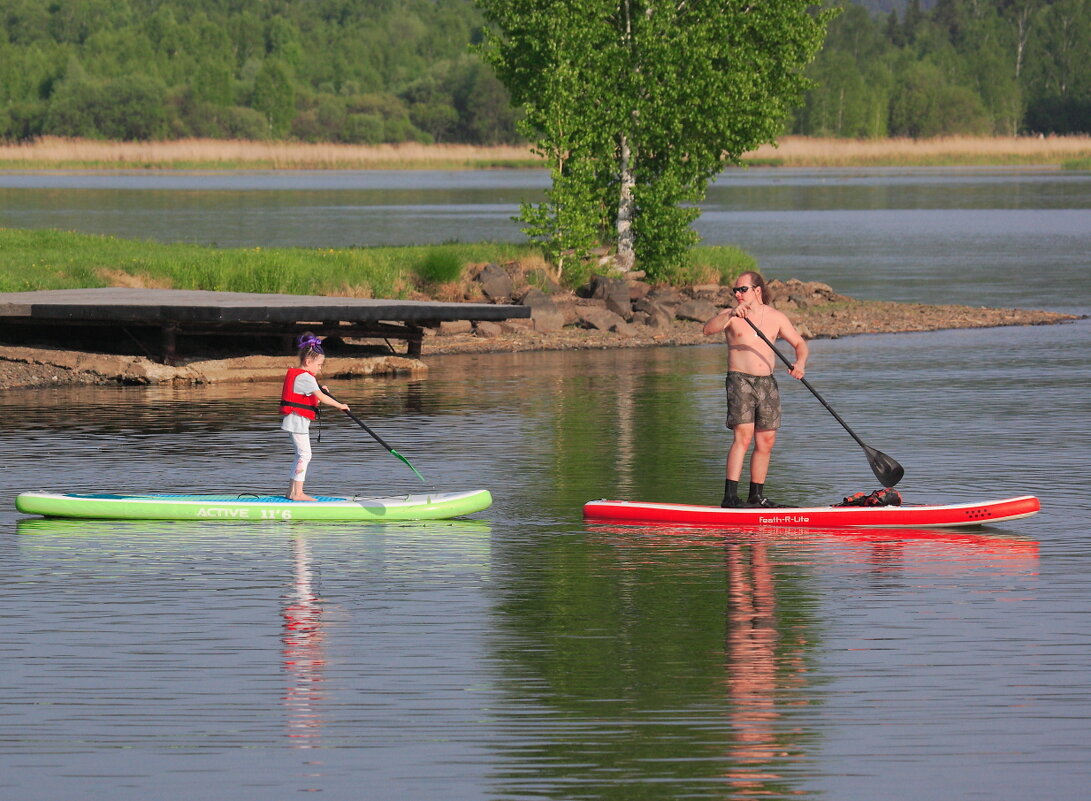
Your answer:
[732,285,755,294]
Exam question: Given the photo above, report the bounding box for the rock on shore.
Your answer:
[0,348,425,391]
[421,275,1081,355]
[0,277,1080,390]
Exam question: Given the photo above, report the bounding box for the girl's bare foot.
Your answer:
[287,493,317,502]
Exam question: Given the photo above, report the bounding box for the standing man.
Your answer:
[703,271,808,508]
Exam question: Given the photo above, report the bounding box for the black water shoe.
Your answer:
[721,496,747,508]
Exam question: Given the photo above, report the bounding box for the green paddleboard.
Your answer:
[15,489,492,522]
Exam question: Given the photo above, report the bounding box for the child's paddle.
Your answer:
[325,391,428,485]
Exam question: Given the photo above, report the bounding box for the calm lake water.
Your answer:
[2,169,1090,800]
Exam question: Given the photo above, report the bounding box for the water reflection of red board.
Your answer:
[583,495,1040,529]
[586,523,1040,564]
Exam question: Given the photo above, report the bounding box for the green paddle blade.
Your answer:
[391,449,427,484]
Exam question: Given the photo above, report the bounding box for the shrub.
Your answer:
[413,249,464,285]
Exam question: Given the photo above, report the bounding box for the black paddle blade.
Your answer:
[865,445,904,487]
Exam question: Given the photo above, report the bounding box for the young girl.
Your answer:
[280,332,350,501]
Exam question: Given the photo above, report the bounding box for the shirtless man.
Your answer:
[703,271,808,508]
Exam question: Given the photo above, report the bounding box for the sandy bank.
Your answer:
[0,349,425,391]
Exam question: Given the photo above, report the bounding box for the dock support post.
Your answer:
[162,322,179,365]
[407,325,423,359]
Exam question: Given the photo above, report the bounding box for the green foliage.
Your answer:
[252,59,295,136]
[477,0,832,281]
[683,246,759,287]
[412,249,464,285]
[794,0,1091,138]
[0,0,523,144]
[888,59,991,137]
[1,0,1087,144]
[0,228,542,297]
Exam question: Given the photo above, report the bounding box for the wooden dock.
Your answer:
[0,288,530,363]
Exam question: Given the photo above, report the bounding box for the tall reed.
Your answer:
[3,135,1089,169]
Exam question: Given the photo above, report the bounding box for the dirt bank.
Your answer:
[422,297,1079,356]
[0,348,425,391]
[0,282,1080,390]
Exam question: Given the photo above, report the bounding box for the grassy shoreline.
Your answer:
[2,135,1090,170]
[0,228,755,296]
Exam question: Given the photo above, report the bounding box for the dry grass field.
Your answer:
[2,135,1090,169]
[0,138,541,169]
[749,135,1091,167]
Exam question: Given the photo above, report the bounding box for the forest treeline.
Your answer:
[1,0,1088,144]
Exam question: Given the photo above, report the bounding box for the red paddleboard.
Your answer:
[582,495,1040,529]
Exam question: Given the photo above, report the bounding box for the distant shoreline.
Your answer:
[2,135,1090,170]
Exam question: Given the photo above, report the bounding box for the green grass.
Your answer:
[0,228,543,296]
[1062,157,1091,170]
[681,245,758,285]
[0,227,757,296]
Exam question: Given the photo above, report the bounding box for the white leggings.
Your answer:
[289,432,312,481]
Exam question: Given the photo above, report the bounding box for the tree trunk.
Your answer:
[616,132,636,273]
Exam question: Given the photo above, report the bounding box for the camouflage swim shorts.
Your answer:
[725,371,781,430]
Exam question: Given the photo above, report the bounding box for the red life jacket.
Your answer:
[280,368,319,419]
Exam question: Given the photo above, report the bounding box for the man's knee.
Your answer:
[731,425,755,447]
[754,430,777,452]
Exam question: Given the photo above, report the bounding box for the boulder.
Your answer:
[438,320,473,336]
[576,307,637,337]
[475,263,514,302]
[530,306,566,332]
[648,306,676,328]
[690,283,721,298]
[500,319,533,334]
[633,297,675,328]
[674,298,720,323]
[627,280,653,301]
[585,274,633,320]
[646,287,686,311]
[474,320,503,338]
[518,287,555,308]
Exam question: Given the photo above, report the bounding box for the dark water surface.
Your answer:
[3,317,1089,800]
[2,168,1090,799]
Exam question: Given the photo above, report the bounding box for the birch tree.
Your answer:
[476,0,833,280]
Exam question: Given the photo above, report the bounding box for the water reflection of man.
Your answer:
[722,541,805,796]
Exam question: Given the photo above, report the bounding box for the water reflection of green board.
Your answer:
[15,489,492,521]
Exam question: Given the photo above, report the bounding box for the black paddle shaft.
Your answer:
[324,389,428,484]
[741,316,904,486]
